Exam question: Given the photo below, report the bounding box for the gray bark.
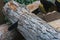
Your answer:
[3,1,60,40]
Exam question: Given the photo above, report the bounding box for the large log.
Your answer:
[3,1,60,40]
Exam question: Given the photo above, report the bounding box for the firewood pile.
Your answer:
[0,0,60,40]
[2,1,60,40]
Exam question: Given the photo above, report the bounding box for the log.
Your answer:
[3,1,60,40]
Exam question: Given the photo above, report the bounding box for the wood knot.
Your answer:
[8,2,17,11]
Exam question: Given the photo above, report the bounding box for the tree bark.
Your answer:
[3,1,60,40]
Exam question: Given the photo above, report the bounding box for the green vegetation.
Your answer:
[4,0,36,5]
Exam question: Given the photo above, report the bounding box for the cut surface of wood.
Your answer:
[26,1,40,12]
[48,19,60,31]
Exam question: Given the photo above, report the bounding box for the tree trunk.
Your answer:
[3,1,60,40]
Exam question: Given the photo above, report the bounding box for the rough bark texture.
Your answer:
[3,1,60,40]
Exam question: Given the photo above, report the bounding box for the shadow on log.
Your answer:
[3,1,60,40]
[0,24,16,40]
[0,24,25,40]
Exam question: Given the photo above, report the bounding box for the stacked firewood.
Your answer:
[3,1,60,40]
